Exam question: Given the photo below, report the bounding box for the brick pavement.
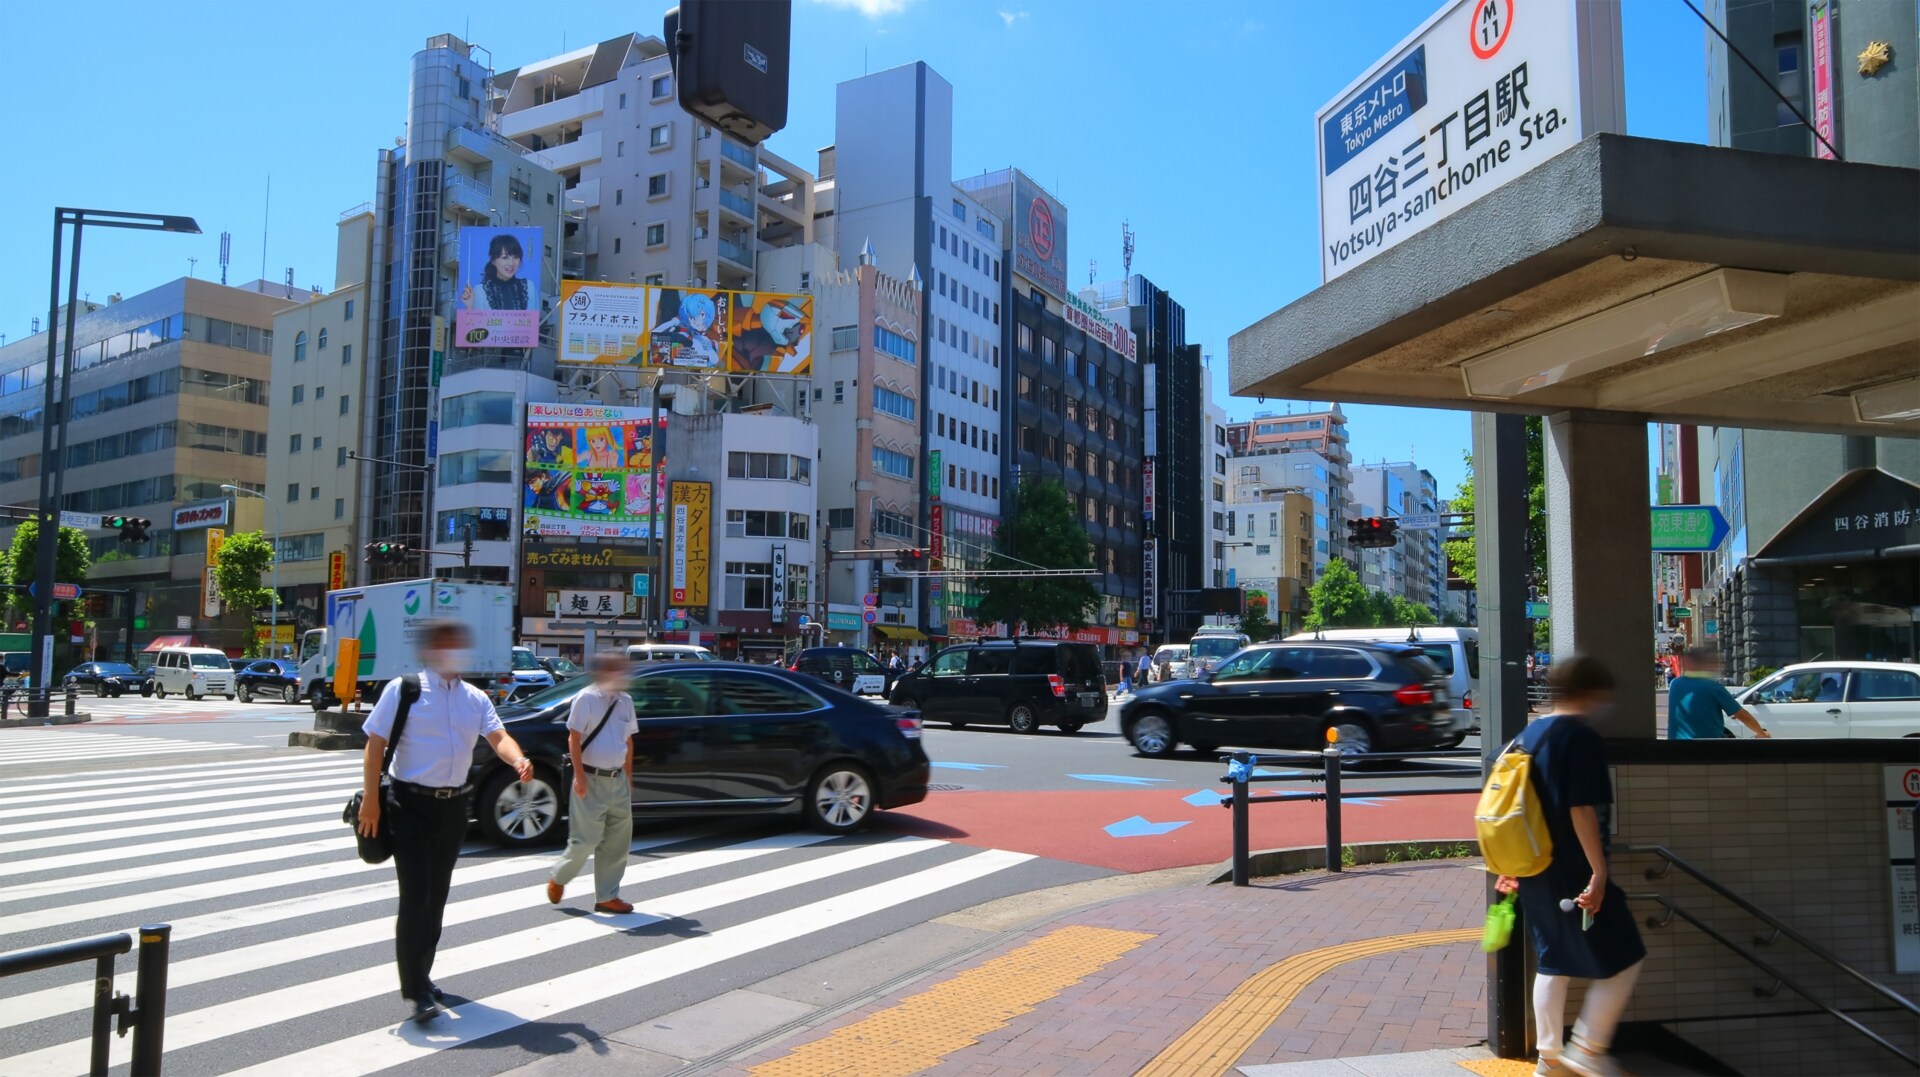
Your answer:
[720,860,1490,1077]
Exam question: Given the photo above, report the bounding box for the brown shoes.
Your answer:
[593,898,635,914]
[545,880,563,905]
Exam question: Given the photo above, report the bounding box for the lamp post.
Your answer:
[29,208,200,716]
[222,485,281,657]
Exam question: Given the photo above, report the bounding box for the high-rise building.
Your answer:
[1203,358,1231,591]
[1351,461,1443,611]
[1221,489,1315,636]
[1227,449,1337,577]
[1224,405,1353,562]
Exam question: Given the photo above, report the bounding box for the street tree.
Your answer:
[211,531,277,653]
[1,521,92,620]
[1238,591,1275,643]
[1387,594,1436,626]
[975,478,1099,635]
[1303,559,1372,630]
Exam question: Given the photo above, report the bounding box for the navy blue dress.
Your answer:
[1514,714,1646,978]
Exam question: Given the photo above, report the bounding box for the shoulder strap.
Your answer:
[580,695,621,752]
[379,674,423,777]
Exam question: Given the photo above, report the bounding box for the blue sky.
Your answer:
[0,0,1708,497]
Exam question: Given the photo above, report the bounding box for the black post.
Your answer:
[29,211,71,717]
[1323,745,1343,872]
[124,591,138,665]
[1475,411,1534,1059]
[89,953,114,1077]
[129,923,170,1076]
[64,682,75,717]
[1230,750,1251,886]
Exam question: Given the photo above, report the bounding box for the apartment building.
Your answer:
[1225,404,1353,562]
[1228,449,1337,578]
[1351,461,1444,610]
[1222,489,1315,636]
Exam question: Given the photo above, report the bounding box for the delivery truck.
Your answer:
[298,578,515,708]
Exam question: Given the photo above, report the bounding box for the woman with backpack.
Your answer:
[1494,655,1645,1077]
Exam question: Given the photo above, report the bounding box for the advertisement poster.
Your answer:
[1013,172,1069,300]
[1885,766,1918,973]
[522,403,664,539]
[558,280,813,374]
[455,226,543,348]
[328,551,346,592]
[1809,2,1836,160]
[670,481,712,607]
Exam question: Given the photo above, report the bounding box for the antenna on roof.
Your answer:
[1121,219,1135,277]
[218,232,231,285]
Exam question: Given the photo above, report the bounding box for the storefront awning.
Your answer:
[142,635,193,652]
[871,625,927,641]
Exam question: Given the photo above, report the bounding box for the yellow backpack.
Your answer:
[1476,741,1553,877]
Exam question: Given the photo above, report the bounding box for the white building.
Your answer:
[1228,449,1336,576]
[1203,356,1231,588]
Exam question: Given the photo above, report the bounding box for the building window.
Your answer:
[647,173,668,198]
[951,199,966,220]
[830,325,857,352]
[645,273,664,286]
[873,386,915,421]
[1015,324,1033,354]
[726,451,811,483]
[833,380,844,403]
[646,223,666,246]
[340,395,350,415]
[652,74,672,100]
[293,332,307,361]
[341,343,352,365]
[828,507,854,530]
[1775,35,1806,127]
[289,434,302,454]
[614,189,623,206]
[343,299,354,321]
[872,326,916,364]
[335,498,345,519]
[338,446,348,467]
[313,436,322,451]
[871,446,914,479]
[618,92,627,109]
[437,449,514,486]
[613,237,622,254]
[649,123,671,148]
[317,329,328,350]
[617,140,626,158]
[723,561,772,610]
[287,483,299,502]
[291,385,304,404]
[315,385,326,400]
[441,390,515,429]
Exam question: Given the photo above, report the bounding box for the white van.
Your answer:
[152,646,237,700]
[1284,627,1479,746]
[626,644,718,663]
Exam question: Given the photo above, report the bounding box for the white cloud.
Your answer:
[811,0,913,17]
[999,9,1030,27]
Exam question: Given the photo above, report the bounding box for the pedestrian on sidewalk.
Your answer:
[357,621,534,1024]
[1667,646,1770,740]
[1495,655,1645,1077]
[545,651,639,914]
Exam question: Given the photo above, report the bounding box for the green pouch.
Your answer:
[1482,892,1517,952]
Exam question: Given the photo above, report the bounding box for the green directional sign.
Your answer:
[1650,505,1731,553]
[1525,601,1550,620]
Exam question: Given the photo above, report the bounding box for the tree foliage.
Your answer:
[1304,559,1437,630]
[1238,591,1275,643]
[975,478,1100,635]
[1442,415,1547,587]
[212,530,277,626]
[1,522,93,617]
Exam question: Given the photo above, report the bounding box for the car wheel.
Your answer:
[154,685,166,699]
[1006,703,1040,734]
[478,767,563,846]
[93,682,107,698]
[282,685,297,704]
[1327,718,1375,757]
[1129,710,1177,758]
[804,763,875,833]
[1055,721,1083,734]
[1436,733,1466,749]
[185,685,199,701]
[239,686,252,703]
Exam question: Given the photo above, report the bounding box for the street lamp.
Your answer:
[221,486,281,656]
[30,208,200,716]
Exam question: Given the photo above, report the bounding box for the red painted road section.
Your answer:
[876,788,1477,873]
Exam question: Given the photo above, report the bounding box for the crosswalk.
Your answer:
[0,749,1040,1076]
[0,727,243,767]
[43,693,304,724]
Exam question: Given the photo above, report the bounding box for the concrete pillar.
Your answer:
[1544,411,1656,738]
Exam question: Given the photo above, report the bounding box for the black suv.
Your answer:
[1118,641,1451,758]
[888,639,1106,733]
[788,646,893,696]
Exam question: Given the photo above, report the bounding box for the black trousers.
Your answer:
[388,787,469,1001]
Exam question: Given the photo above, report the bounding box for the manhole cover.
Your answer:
[927,783,968,792]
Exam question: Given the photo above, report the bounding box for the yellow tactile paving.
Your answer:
[748,924,1154,1077]
[1135,927,1483,1077]
[1458,1058,1541,1076]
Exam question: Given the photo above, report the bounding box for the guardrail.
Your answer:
[1219,744,1483,886]
[0,923,171,1075]
[0,682,86,721]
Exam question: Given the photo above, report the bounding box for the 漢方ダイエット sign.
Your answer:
[1316,0,1623,281]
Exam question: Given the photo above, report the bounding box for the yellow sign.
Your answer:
[1116,610,1137,629]
[670,480,712,607]
[334,638,360,707]
[559,280,813,374]
[207,528,226,567]
[328,551,346,592]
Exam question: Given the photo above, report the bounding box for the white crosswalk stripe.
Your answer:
[0,728,242,766]
[0,749,1038,1077]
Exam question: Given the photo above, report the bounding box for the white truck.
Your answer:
[298,578,516,708]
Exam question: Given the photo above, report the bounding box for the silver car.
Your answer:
[1152,645,1192,683]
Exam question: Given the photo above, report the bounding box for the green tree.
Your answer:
[1304,559,1374,630]
[1386,594,1436,627]
[975,478,1100,635]
[1238,591,1275,643]
[211,531,276,653]
[1442,415,1547,587]
[1,521,92,619]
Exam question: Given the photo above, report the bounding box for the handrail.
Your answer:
[1644,896,1918,1070]
[0,923,171,1076]
[1622,844,1919,1021]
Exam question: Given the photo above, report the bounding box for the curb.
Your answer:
[0,712,92,728]
[1210,838,1482,883]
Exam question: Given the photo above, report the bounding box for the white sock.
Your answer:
[1533,973,1570,1058]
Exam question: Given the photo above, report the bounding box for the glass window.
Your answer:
[343,299,354,321]
[1851,669,1920,702]
[287,483,300,502]
[646,223,666,246]
[929,649,969,676]
[289,434,302,454]
[721,672,820,714]
[440,391,516,429]
[649,123,670,147]
[1317,649,1375,679]
[631,669,715,718]
[317,329,328,350]
[291,385,304,404]
[1212,649,1276,681]
[293,332,307,361]
[652,75,673,99]
[437,449,515,486]
[647,173,668,198]
[969,649,1013,675]
[341,343,352,365]
[340,395,350,415]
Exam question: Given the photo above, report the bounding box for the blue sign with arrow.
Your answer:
[1104,815,1191,838]
[1069,774,1175,788]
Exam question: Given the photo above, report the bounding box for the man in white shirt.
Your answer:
[545,651,639,913]
[356,621,534,1023]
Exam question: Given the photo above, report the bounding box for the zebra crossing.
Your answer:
[0,727,243,767]
[0,749,1052,1076]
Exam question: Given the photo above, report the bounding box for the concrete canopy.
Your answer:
[1230,135,1920,437]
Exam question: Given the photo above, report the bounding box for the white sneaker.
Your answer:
[1534,1055,1569,1076]
[1561,1041,1625,1077]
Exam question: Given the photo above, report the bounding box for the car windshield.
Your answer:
[1155,647,1188,662]
[511,650,543,670]
[548,657,581,675]
[96,663,136,675]
[189,653,228,669]
[1189,637,1241,660]
[502,673,591,713]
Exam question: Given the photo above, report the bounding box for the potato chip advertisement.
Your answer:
[522,403,665,539]
[558,280,810,374]
[455,226,543,348]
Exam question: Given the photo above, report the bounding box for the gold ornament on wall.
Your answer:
[1857,40,1892,77]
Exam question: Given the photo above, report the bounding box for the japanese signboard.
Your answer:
[1142,537,1158,621]
[927,449,943,499]
[1062,291,1136,361]
[670,481,712,607]
[1012,172,1069,300]
[523,403,664,540]
[558,280,813,374]
[524,544,655,570]
[173,501,231,531]
[557,590,627,619]
[1316,0,1622,280]
[1809,2,1836,161]
[328,551,346,592]
[770,545,787,624]
[1649,505,1731,552]
[1142,459,1155,522]
[455,226,543,348]
[1885,767,1918,973]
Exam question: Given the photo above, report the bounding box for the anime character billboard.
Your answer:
[727,292,812,374]
[556,280,809,374]
[522,403,665,539]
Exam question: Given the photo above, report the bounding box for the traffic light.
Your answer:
[893,547,926,572]
[102,515,152,543]
[1346,517,1400,549]
[362,541,411,565]
[461,525,475,569]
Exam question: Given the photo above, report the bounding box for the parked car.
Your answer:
[466,662,929,846]
[1152,645,1192,683]
[1119,641,1453,758]
[62,661,151,697]
[1731,661,1920,739]
[236,658,303,704]
[538,655,582,678]
[789,646,891,696]
[626,643,719,663]
[151,646,237,700]
[887,639,1107,734]
[1284,627,1480,746]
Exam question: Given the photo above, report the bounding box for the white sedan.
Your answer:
[1732,661,1920,739]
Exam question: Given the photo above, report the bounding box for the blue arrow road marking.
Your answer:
[1068,773,1176,787]
[1104,815,1191,838]
[930,762,1005,771]
[1184,789,1226,807]
[1253,768,1309,778]
[1342,797,1395,807]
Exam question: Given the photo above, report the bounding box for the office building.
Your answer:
[0,277,301,654]
[1352,461,1444,611]
[1227,449,1336,578]
[1222,489,1315,637]
[1203,359,1232,590]
[1224,404,1353,562]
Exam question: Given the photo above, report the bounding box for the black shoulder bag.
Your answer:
[344,674,423,865]
[576,696,622,760]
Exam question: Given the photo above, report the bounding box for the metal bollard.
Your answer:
[129,923,170,1076]
[1229,751,1253,886]
[1323,740,1344,873]
[65,682,77,717]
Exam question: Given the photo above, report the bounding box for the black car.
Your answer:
[63,661,152,697]
[466,662,930,847]
[887,639,1107,734]
[236,659,302,704]
[1119,641,1452,758]
[788,646,893,696]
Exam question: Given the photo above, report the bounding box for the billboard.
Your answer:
[522,403,665,539]
[455,226,543,348]
[558,280,812,374]
[1809,2,1836,160]
[670,481,713,607]
[1012,172,1068,299]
